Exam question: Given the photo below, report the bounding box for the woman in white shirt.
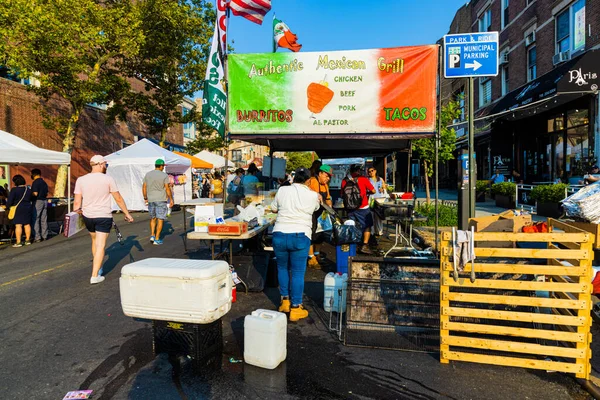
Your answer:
[271,167,320,322]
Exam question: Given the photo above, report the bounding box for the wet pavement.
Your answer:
[0,211,592,399]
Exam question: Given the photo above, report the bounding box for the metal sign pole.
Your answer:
[468,77,475,218]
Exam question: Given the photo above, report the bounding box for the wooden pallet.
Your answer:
[440,221,594,379]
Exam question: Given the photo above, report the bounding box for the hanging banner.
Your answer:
[227,45,438,135]
[202,25,227,137]
[216,0,228,55]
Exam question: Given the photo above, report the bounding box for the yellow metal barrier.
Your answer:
[440,221,594,379]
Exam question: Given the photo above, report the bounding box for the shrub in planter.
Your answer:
[491,182,516,209]
[413,203,458,227]
[476,180,490,202]
[531,183,567,218]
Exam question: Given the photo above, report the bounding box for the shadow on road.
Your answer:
[78,327,153,400]
[103,236,144,275]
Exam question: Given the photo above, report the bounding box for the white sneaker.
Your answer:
[90,276,105,285]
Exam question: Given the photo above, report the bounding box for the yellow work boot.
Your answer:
[307,256,322,269]
[289,305,309,322]
[278,298,291,313]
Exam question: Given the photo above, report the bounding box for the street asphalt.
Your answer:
[0,211,592,399]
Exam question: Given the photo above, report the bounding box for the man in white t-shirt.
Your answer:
[73,155,134,285]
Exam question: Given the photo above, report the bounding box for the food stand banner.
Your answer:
[228,45,438,134]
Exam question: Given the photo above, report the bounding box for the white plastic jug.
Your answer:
[324,272,348,313]
[244,309,287,369]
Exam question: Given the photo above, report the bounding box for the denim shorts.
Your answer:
[348,208,373,230]
[148,201,168,220]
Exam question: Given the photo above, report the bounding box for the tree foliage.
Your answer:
[412,100,462,176]
[0,0,143,196]
[0,0,216,196]
[184,121,226,154]
[285,152,315,173]
[412,100,463,202]
[108,0,215,146]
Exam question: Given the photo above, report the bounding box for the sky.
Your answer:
[226,0,469,54]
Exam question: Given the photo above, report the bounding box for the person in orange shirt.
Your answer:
[306,164,333,269]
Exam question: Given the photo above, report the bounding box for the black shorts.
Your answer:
[83,216,113,233]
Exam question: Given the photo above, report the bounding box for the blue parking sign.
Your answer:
[444,32,499,78]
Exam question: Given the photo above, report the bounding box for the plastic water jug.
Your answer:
[323,272,348,313]
[244,309,287,369]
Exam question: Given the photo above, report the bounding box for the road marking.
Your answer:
[0,262,74,288]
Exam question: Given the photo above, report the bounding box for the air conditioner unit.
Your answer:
[553,50,571,65]
[525,32,536,47]
[499,52,509,64]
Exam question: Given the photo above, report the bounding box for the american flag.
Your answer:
[229,0,272,25]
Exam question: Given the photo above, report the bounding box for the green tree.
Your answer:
[184,120,226,154]
[285,152,315,173]
[0,0,143,196]
[109,0,215,147]
[412,100,462,203]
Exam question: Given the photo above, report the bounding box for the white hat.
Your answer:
[90,155,106,165]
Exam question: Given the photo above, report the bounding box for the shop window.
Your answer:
[501,0,509,29]
[567,109,589,128]
[501,66,509,96]
[479,78,492,107]
[555,0,585,58]
[566,126,589,178]
[527,46,536,82]
[478,8,492,32]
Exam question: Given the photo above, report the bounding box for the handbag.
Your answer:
[8,187,27,220]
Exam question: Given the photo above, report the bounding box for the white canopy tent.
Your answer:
[0,129,72,211]
[105,139,192,211]
[194,150,227,169]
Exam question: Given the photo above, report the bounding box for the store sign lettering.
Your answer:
[568,68,598,87]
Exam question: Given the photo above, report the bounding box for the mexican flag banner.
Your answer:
[202,25,227,137]
[273,17,301,52]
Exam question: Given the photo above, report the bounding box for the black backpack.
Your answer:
[342,177,362,210]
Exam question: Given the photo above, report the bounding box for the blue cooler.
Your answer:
[336,244,356,274]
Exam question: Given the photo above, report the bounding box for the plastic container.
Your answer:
[335,244,356,274]
[324,272,348,313]
[120,258,232,324]
[244,309,287,369]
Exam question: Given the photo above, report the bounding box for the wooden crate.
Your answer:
[556,220,600,249]
[440,225,594,379]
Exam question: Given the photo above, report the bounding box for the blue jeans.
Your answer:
[272,232,311,306]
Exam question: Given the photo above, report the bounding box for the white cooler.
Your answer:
[120,258,232,324]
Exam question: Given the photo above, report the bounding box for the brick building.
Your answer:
[443,0,600,185]
[0,76,186,194]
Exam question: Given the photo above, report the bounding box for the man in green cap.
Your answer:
[142,158,173,245]
[306,164,333,269]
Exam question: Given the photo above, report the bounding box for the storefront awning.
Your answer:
[490,49,599,118]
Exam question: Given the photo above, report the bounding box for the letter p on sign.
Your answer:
[449,54,461,69]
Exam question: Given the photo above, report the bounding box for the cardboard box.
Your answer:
[194,204,224,233]
[208,222,248,236]
[561,221,600,248]
[469,212,532,248]
[63,212,86,238]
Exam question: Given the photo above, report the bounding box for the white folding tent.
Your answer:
[194,150,227,169]
[0,129,72,211]
[105,139,192,211]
